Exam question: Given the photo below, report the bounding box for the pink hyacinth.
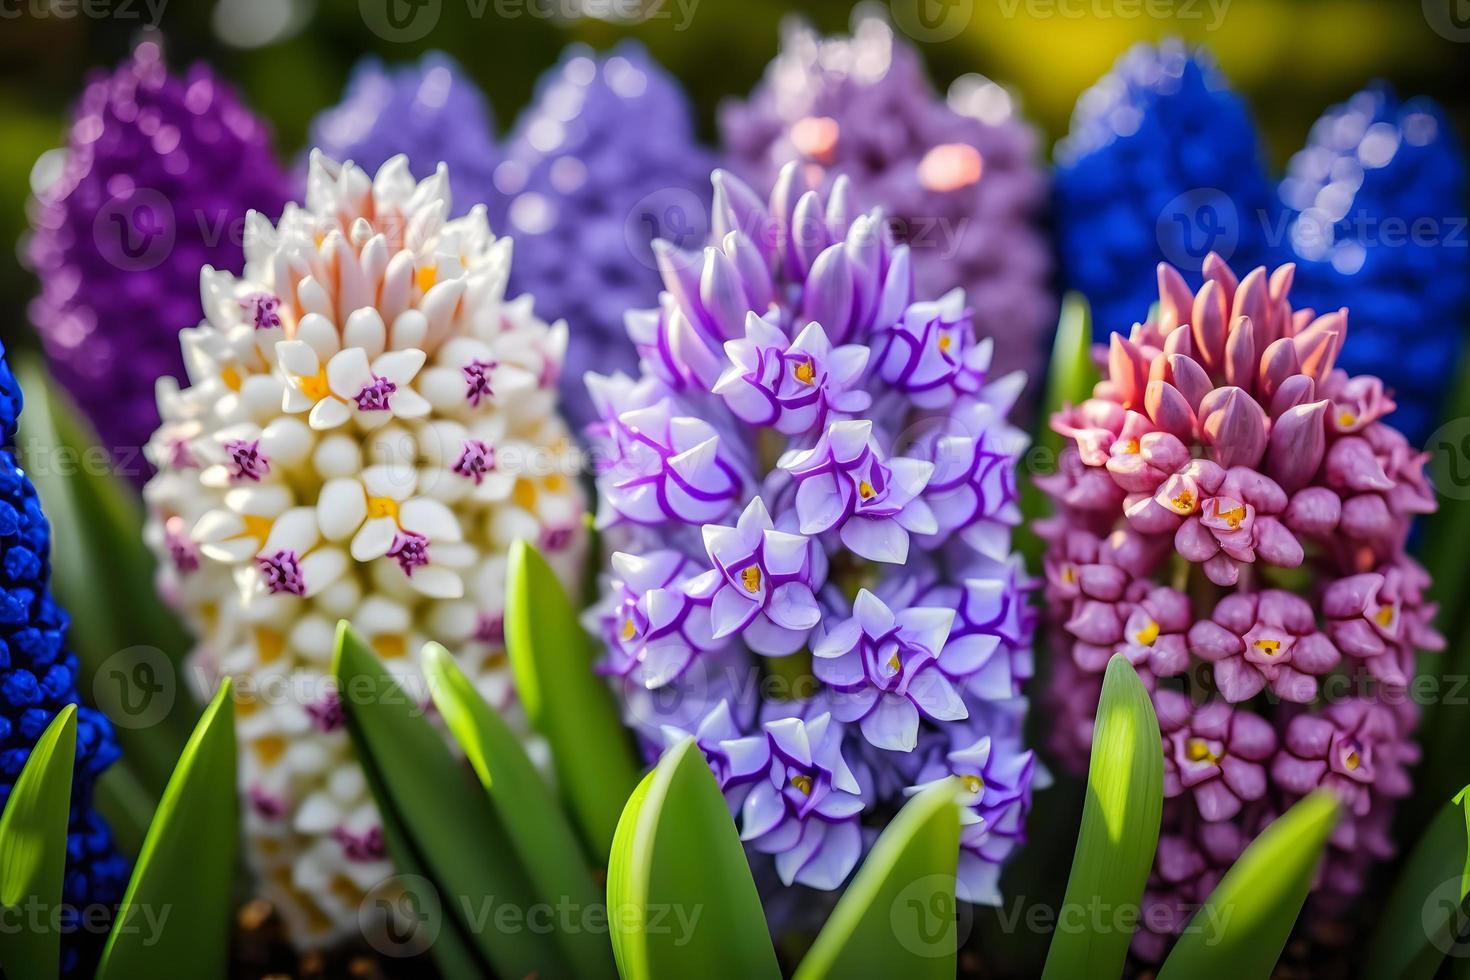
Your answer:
[1039,254,1443,960]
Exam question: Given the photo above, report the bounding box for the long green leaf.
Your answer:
[1158,790,1337,979]
[14,358,194,802]
[505,539,639,861]
[1041,654,1163,980]
[1018,293,1096,565]
[1366,786,1470,979]
[607,737,780,980]
[422,642,615,979]
[96,680,237,980]
[333,623,563,979]
[0,706,76,980]
[795,779,962,980]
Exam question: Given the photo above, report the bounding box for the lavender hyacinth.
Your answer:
[586,163,1040,899]
[26,40,289,482]
[498,42,714,431]
[302,51,498,219]
[720,11,1055,391]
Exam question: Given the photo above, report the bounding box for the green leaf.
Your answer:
[1041,654,1163,980]
[421,642,615,979]
[0,706,77,980]
[1158,790,1338,980]
[505,539,639,861]
[333,623,564,979]
[13,357,194,803]
[96,680,237,980]
[607,737,780,980]
[1019,294,1097,571]
[1366,785,1470,980]
[794,779,962,980]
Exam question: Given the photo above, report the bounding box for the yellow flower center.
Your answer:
[1218,504,1246,529]
[1344,750,1361,770]
[299,366,331,401]
[790,774,813,796]
[1185,738,1221,765]
[1338,410,1357,428]
[793,360,816,385]
[1134,619,1160,647]
[1375,606,1395,628]
[1170,489,1194,513]
[415,265,438,293]
[622,618,636,641]
[240,514,273,542]
[859,480,876,500]
[937,333,953,353]
[741,566,762,593]
[961,774,984,795]
[375,634,407,659]
[366,496,400,521]
[1253,638,1282,657]
[887,652,902,673]
[1060,564,1076,584]
[1120,438,1140,455]
[221,366,242,392]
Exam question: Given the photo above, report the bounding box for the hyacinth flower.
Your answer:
[498,41,714,432]
[1278,85,1470,445]
[1054,41,1277,338]
[720,12,1054,387]
[26,40,289,483]
[140,154,586,949]
[585,162,1038,896]
[1038,253,1442,958]
[302,51,498,220]
[0,345,129,971]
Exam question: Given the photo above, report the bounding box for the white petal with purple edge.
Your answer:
[859,695,920,751]
[841,517,909,564]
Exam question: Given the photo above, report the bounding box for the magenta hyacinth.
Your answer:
[720,12,1055,394]
[26,41,288,481]
[586,163,1039,900]
[1039,253,1442,957]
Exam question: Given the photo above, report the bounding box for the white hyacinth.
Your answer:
[142,153,587,948]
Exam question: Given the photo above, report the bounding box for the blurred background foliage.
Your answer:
[0,0,1465,355]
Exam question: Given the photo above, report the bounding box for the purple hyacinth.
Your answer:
[720,12,1054,394]
[588,162,1034,896]
[26,41,288,481]
[499,41,714,431]
[302,51,497,218]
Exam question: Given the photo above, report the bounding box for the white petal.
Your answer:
[276,339,320,378]
[326,347,373,400]
[399,498,462,542]
[406,566,463,599]
[372,348,426,384]
[351,517,398,562]
[389,388,431,419]
[318,478,368,540]
[300,548,348,597]
[308,397,351,430]
[262,507,320,554]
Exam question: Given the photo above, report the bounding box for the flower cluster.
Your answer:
[302,51,499,220]
[1053,41,1277,339]
[586,163,1041,900]
[720,12,1054,389]
[141,155,586,949]
[0,345,129,972]
[1038,254,1440,958]
[26,40,289,483]
[497,42,714,431]
[1280,84,1469,445]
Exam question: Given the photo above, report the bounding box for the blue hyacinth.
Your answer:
[302,50,499,217]
[1054,41,1278,338]
[1279,85,1470,446]
[0,348,128,969]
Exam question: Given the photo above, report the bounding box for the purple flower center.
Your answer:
[224,438,269,482]
[248,786,286,820]
[306,691,345,732]
[354,375,398,412]
[463,358,497,406]
[453,439,495,484]
[241,292,282,330]
[388,530,431,576]
[333,825,386,862]
[164,516,199,573]
[541,525,574,552]
[256,549,305,596]
[474,613,505,645]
